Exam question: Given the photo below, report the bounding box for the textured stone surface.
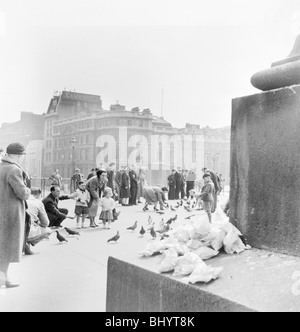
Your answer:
[251,61,300,91]
[106,250,300,312]
[230,85,300,256]
[106,256,254,312]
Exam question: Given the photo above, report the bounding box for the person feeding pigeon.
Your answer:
[69,181,91,229]
[142,186,169,211]
[200,173,215,223]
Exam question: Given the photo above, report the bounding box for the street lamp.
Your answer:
[70,137,77,174]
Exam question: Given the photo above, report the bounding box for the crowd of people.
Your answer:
[0,141,227,289]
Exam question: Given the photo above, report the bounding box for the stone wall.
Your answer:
[230,84,300,255]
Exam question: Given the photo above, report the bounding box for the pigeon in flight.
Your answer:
[107,231,120,243]
[127,221,138,231]
[56,231,68,243]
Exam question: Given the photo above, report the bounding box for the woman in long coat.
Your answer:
[0,145,31,288]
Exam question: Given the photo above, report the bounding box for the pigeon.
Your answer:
[107,231,120,243]
[192,202,196,209]
[139,226,146,237]
[170,205,176,212]
[159,218,165,229]
[64,227,80,236]
[166,217,174,225]
[180,200,184,206]
[148,216,153,225]
[150,227,157,239]
[56,231,68,243]
[156,211,165,215]
[184,215,195,220]
[127,221,138,231]
[184,205,193,212]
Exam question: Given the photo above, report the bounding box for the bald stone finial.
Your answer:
[251,34,300,91]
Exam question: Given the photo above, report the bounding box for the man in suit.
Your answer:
[42,186,71,228]
[174,167,183,200]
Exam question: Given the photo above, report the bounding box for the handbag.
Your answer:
[28,221,42,239]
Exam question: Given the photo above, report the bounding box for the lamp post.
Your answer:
[70,137,77,173]
[70,137,77,192]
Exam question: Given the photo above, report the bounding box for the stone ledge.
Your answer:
[106,249,300,312]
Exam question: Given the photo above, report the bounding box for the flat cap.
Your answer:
[6,142,26,155]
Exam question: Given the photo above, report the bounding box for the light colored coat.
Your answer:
[0,156,31,264]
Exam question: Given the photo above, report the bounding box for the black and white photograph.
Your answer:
[0,0,300,314]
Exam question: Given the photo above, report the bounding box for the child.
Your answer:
[69,181,91,229]
[200,174,215,223]
[99,188,115,229]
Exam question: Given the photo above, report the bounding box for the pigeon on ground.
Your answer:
[184,215,195,220]
[173,214,178,221]
[64,227,80,236]
[107,231,120,243]
[56,231,68,243]
[184,205,193,212]
[139,226,146,237]
[127,221,138,231]
[150,227,157,239]
[159,219,165,229]
[170,205,176,212]
[180,200,184,206]
[148,216,153,225]
[166,218,173,225]
[156,211,165,215]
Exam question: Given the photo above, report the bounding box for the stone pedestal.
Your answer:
[230,85,300,255]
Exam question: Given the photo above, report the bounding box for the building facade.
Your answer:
[0,91,231,186]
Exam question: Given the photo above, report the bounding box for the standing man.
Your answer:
[49,169,62,188]
[115,166,124,204]
[42,186,71,228]
[107,162,116,197]
[0,143,31,288]
[71,169,83,192]
[129,165,138,206]
[186,169,196,198]
[167,170,176,200]
[174,167,183,200]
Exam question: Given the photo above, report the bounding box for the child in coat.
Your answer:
[99,188,115,229]
[69,181,90,228]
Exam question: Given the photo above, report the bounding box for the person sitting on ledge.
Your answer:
[42,186,73,228]
[142,186,169,212]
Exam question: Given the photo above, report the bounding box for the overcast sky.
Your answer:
[0,0,299,129]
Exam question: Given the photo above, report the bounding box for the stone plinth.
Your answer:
[106,250,300,312]
[230,84,300,256]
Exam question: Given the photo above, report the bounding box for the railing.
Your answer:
[30,177,77,197]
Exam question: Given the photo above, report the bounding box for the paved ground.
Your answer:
[0,194,230,312]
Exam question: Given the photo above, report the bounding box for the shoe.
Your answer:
[24,244,34,255]
[5,281,20,289]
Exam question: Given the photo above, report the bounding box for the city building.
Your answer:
[0,90,231,187]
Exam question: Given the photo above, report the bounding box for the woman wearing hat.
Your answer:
[0,143,31,288]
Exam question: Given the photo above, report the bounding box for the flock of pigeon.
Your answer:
[53,199,198,246]
[107,199,195,244]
